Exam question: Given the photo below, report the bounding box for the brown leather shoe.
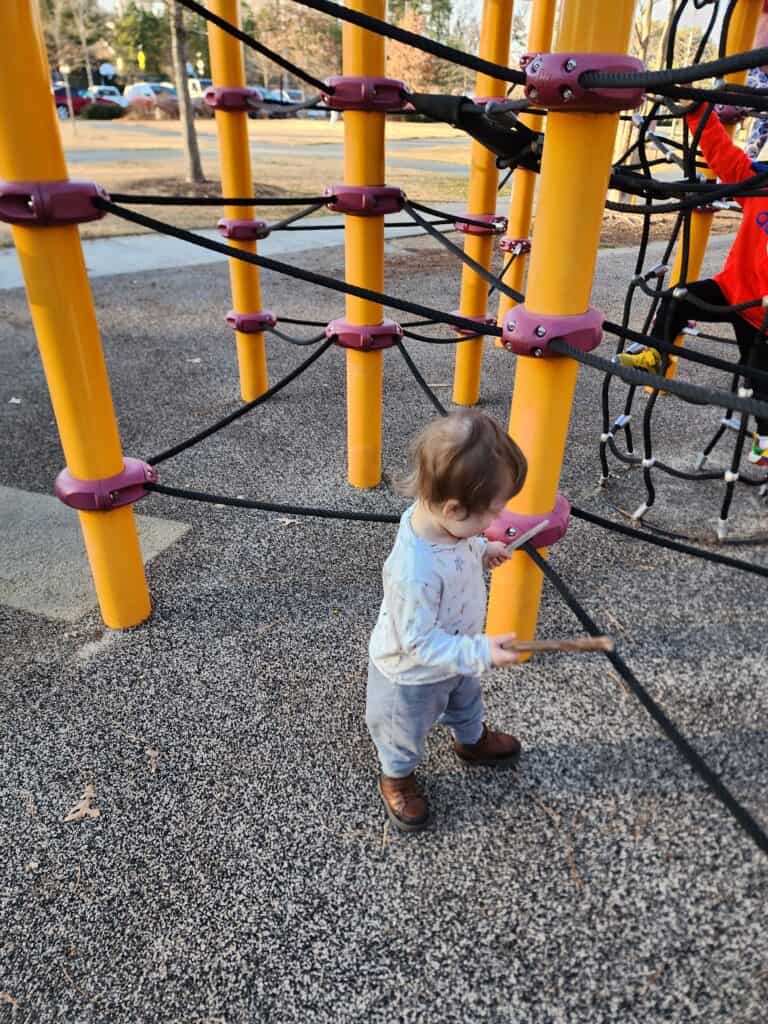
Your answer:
[378,773,429,832]
[454,724,521,769]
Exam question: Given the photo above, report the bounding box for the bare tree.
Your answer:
[657,0,683,69]
[387,11,438,91]
[171,0,205,183]
[44,0,78,71]
[72,0,94,88]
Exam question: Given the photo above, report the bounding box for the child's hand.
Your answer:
[484,541,511,570]
[488,632,520,667]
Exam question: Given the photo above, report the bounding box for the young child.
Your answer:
[365,409,528,833]
[620,103,768,465]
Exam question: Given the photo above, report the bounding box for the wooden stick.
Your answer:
[505,636,615,654]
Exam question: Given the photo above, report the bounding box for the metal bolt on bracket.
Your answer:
[534,325,547,337]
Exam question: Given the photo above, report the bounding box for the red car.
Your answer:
[53,86,92,119]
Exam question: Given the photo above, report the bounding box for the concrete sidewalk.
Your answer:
[0,205,472,291]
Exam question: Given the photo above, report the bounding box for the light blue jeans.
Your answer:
[365,660,485,777]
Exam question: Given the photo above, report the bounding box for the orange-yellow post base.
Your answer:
[1,0,151,628]
[342,9,386,488]
[208,0,268,401]
[486,0,636,656]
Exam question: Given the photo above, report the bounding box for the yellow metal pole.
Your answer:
[207,0,268,401]
[343,0,386,488]
[453,0,515,405]
[486,0,637,651]
[661,0,761,382]
[496,0,557,339]
[0,1,150,628]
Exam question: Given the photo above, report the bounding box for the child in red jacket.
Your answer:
[624,105,768,466]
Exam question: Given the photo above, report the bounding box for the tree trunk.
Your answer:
[171,1,205,184]
[638,0,654,66]
[658,0,682,70]
[75,3,94,89]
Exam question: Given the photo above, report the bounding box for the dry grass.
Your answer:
[0,119,741,250]
[0,119,471,246]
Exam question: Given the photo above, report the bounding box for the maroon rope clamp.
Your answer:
[484,493,571,549]
[326,318,402,351]
[715,104,748,125]
[502,304,604,358]
[324,185,405,216]
[217,217,271,241]
[204,86,262,112]
[55,457,157,512]
[449,311,497,338]
[226,310,277,333]
[500,237,531,256]
[523,53,646,112]
[454,213,508,236]
[0,180,108,226]
[322,76,411,112]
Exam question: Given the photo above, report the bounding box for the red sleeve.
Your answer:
[686,107,754,185]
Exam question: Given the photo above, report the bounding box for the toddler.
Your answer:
[366,410,528,832]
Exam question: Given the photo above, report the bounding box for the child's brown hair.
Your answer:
[400,410,527,515]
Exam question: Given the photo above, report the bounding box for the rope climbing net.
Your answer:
[4,0,768,857]
[598,1,768,544]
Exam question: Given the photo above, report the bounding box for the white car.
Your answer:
[88,85,129,109]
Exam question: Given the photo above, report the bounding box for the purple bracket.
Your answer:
[449,311,497,337]
[226,310,277,333]
[500,236,531,255]
[484,493,571,549]
[204,86,262,112]
[322,76,411,112]
[55,457,157,512]
[326,318,402,351]
[523,53,645,112]
[324,185,405,216]
[715,104,748,125]
[502,304,604,358]
[454,213,508,236]
[0,180,108,226]
[217,217,271,241]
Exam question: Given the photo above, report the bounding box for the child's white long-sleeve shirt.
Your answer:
[368,505,491,684]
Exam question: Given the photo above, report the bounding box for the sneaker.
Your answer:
[747,437,768,466]
[614,347,662,374]
[378,773,430,832]
[453,723,521,769]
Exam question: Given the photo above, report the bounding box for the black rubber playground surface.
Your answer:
[2,233,767,1022]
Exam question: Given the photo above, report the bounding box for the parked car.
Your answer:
[245,86,270,119]
[303,105,330,119]
[52,86,92,119]
[265,88,292,104]
[124,82,179,119]
[286,88,304,104]
[87,85,129,109]
[184,78,215,117]
[255,88,297,119]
